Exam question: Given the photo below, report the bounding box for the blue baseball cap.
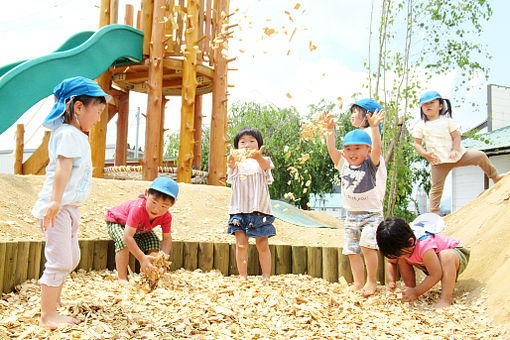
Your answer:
[352,98,382,113]
[43,76,111,130]
[149,176,179,199]
[343,129,372,147]
[419,90,442,105]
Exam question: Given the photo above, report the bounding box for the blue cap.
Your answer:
[353,98,382,113]
[419,91,442,105]
[343,129,372,147]
[43,76,112,130]
[149,176,179,199]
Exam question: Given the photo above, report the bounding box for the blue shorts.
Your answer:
[227,212,276,238]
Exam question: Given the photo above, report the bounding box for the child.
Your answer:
[324,108,386,297]
[105,176,178,283]
[31,76,109,328]
[413,90,504,213]
[227,127,276,282]
[376,213,470,308]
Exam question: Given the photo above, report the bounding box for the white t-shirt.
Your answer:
[336,156,383,213]
[227,157,274,215]
[32,124,93,219]
[364,128,387,202]
[412,116,465,163]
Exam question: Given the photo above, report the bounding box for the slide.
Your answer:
[0,24,144,135]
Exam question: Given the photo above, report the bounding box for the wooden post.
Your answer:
[93,239,110,270]
[14,124,24,174]
[141,0,154,56]
[124,4,134,26]
[0,243,6,293]
[169,241,184,271]
[306,246,322,278]
[27,241,43,280]
[89,72,112,178]
[322,247,338,282]
[78,239,95,271]
[14,241,30,286]
[247,244,260,275]
[377,251,385,284]
[275,245,292,274]
[228,243,238,275]
[208,0,229,186]
[269,244,276,275]
[39,241,46,279]
[107,240,116,271]
[213,242,229,276]
[115,93,129,166]
[192,95,203,170]
[3,242,18,293]
[183,241,199,271]
[291,246,307,274]
[110,0,119,24]
[23,130,51,175]
[338,250,353,283]
[177,0,200,183]
[142,0,166,181]
[99,0,111,27]
[198,242,214,272]
[159,97,168,166]
[128,253,137,273]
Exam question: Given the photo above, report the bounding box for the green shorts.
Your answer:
[106,221,161,253]
[452,245,470,277]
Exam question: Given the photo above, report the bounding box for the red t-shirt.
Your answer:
[106,198,172,234]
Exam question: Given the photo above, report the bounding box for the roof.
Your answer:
[309,193,343,208]
[463,125,510,153]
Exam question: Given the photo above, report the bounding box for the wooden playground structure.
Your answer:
[14,0,232,185]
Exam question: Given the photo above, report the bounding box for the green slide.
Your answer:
[0,24,144,135]
[271,199,336,228]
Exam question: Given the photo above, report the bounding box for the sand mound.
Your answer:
[444,174,510,330]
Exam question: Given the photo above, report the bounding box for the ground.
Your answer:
[1,173,510,337]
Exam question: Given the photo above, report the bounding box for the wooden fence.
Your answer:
[0,240,386,294]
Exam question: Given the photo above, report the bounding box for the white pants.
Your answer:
[39,205,81,287]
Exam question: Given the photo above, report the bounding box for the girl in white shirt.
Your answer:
[413,90,504,213]
[32,76,109,328]
[227,127,275,282]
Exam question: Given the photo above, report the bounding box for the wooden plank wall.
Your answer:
[0,240,385,294]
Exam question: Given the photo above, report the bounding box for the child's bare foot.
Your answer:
[434,299,452,309]
[361,281,377,297]
[118,278,129,285]
[350,283,364,292]
[493,173,507,183]
[239,275,248,281]
[40,313,80,329]
[262,276,270,285]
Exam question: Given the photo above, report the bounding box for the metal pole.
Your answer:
[134,107,140,159]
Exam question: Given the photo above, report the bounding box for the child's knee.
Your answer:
[438,250,459,268]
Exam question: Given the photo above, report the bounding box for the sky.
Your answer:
[1,0,509,153]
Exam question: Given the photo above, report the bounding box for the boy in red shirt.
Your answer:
[106,177,178,283]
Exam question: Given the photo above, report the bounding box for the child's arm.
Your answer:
[227,145,237,170]
[42,156,73,230]
[413,138,440,165]
[161,232,172,256]
[449,130,461,159]
[402,249,442,302]
[123,226,156,274]
[250,146,271,171]
[323,111,342,165]
[366,109,385,167]
[385,259,398,290]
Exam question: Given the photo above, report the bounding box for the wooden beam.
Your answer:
[14,124,24,175]
[160,97,168,166]
[177,0,200,183]
[110,0,119,24]
[115,93,129,166]
[141,0,154,56]
[208,0,229,186]
[99,0,111,27]
[192,95,203,169]
[22,131,51,175]
[142,0,166,181]
[124,4,134,26]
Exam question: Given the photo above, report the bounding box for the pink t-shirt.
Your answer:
[406,234,460,266]
[106,198,172,234]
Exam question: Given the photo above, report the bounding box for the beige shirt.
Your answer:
[412,116,465,163]
[227,157,274,215]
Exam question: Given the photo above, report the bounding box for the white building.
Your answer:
[309,193,346,220]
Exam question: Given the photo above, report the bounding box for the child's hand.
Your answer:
[402,286,419,302]
[367,109,385,127]
[249,145,265,161]
[42,201,60,230]
[449,149,459,160]
[226,145,236,169]
[323,111,335,131]
[424,151,440,165]
[140,255,157,274]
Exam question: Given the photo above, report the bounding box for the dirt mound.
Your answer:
[445,174,510,330]
[0,174,343,246]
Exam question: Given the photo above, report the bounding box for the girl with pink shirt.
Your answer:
[376,213,470,308]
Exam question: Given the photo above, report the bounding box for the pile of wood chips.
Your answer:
[0,270,504,339]
[135,252,171,293]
